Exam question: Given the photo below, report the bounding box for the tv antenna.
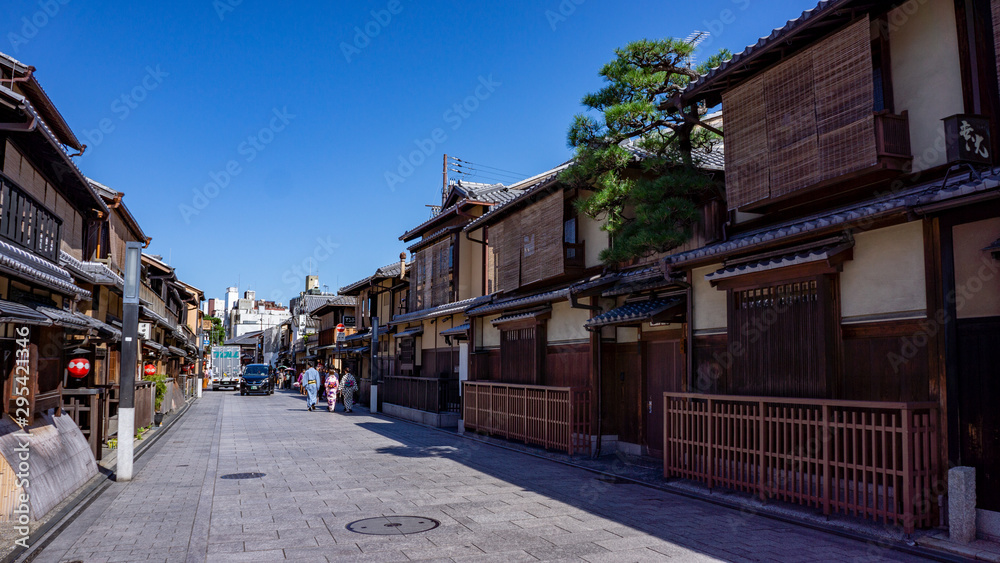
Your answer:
[683,31,710,68]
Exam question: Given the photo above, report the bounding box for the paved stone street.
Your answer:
[35,391,931,562]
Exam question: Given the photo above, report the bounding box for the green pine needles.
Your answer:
[562,38,730,264]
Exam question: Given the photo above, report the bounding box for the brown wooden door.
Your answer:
[957,317,1000,511]
[644,339,684,456]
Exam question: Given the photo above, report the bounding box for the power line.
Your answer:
[450,157,528,179]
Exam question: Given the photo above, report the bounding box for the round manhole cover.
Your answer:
[346,516,440,535]
[219,472,265,480]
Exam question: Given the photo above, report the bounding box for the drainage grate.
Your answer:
[219,472,265,480]
[346,516,440,535]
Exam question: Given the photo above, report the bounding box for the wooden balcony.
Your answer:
[383,375,459,413]
[0,173,61,262]
[874,110,912,163]
[663,393,940,533]
[463,382,591,455]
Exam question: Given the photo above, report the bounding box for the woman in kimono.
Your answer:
[340,368,357,413]
[325,369,340,412]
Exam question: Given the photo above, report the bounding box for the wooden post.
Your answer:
[759,400,767,502]
[707,398,714,492]
[821,403,831,516]
[901,405,914,534]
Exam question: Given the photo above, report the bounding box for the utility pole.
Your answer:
[442,154,448,206]
[370,316,379,412]
[118,242,143,481]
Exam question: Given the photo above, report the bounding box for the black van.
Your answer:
[240,364,273,396]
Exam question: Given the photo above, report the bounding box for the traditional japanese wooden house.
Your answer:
[660,0,1000,535]
[386,179,529,426]
[338,258,409,407]
[310,294,358,371]
[460,164,603,452]
[0,52,104,520]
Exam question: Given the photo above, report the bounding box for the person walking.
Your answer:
[297,370,305,395]
[325,369,340,412]
[340,368,357,413]
[302,361,320,411]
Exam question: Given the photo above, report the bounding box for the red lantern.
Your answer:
[67,358,90,378]
[144,364,156,375]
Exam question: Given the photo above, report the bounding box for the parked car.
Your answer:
[240,364,273,396]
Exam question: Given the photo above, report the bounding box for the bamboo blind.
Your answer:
[519,191,563,286]
[489,191,564,292]
[413,238,452,310]
[722,19,876,210]
[995,0,1000,86]
[497,215,520,292]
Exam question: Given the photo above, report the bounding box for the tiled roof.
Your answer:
[307,295,357,315]
[401,182,529,242]
[664,167,1000,268]
[143,340,166,353]
[139,305,169,327]
[60,251,124,288]
[467,288,571,316]
[585,298,683,329]
[622,137,725,171]
[705,242,853,283]
[407,225,462,253]
[0,240,90,299]
[454,181,523,205]
[34,304,91,329]
[168,346,188,357]
[598,266,679,297]
[392,294,492,324]
[491,307,551,326]
[682,0,852,101]
[74,312,122,341]
[0,87,109,215]
[392,326,424,338]
[0,299,52,325]
[339,261,409,294]
[439,323,470,337]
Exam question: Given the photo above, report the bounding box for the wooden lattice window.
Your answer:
[727,275,838,398]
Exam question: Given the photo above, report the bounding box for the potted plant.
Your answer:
[149,373,168,426]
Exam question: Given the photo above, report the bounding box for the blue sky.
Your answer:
[4,0,811,305]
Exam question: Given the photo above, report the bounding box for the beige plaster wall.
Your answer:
[841,221,926,320]
[953,217,1000,319]
[889,0,964,172]
[693,264,727,332]
[547,300,590,344]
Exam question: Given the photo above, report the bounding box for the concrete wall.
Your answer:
[889,0,964,172]
[953,217,1000,319]
[547,300,590,344]
[693,264,727,332]
[841,221,927,321]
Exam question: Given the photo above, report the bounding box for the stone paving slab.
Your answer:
[34,389,934,562]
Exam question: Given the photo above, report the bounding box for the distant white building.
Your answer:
[231,290,291,339]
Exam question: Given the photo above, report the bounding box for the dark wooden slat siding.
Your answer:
[841,319,931,402]
[956,316,1000,511]
[544,343,590,388]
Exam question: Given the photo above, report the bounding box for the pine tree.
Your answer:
[562,38,730,264]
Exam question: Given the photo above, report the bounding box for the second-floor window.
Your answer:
[0,175,62,262]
